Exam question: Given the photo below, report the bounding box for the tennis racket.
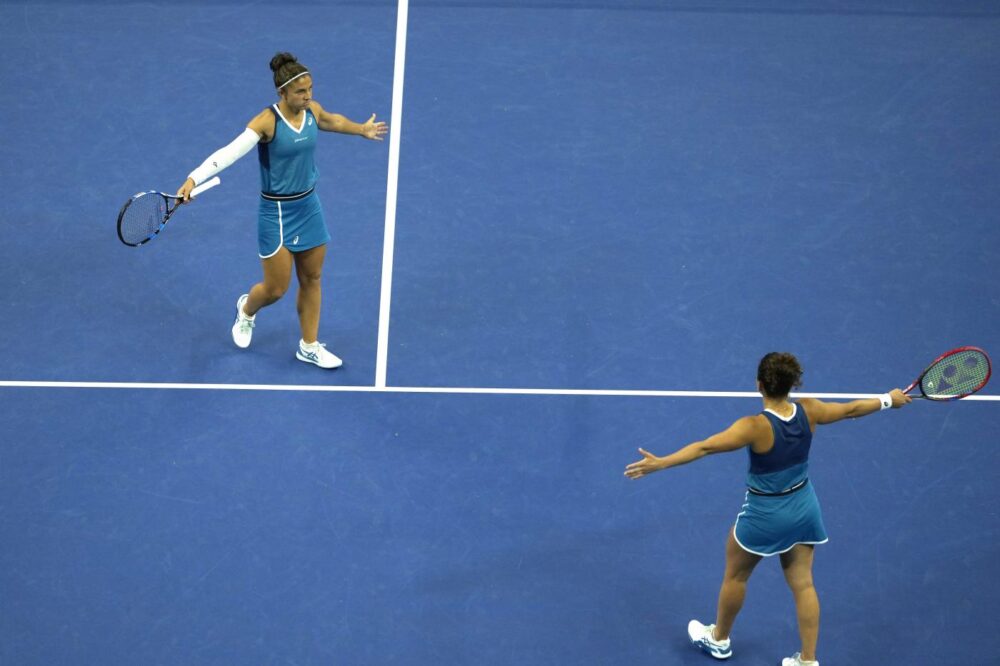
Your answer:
[903,346,991,400]
[116,176,221,247]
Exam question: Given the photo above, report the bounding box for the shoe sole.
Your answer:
[695,644,732,660]
[695,643,732,660]
[296,350,342,369]
[688,622,732,660]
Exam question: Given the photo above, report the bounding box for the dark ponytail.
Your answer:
[757,352,803,398]
[270,52,309,89]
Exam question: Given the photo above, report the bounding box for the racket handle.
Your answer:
[191,176,221,198]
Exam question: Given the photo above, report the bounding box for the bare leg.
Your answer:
[780,544,819,662]
[293,244,327,343]
[245,248,293,315]
[714,528,762,640]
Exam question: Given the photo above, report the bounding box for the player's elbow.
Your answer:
[696,441,727,458]
[328,115,348,133]
[844,400,874,419]
[814,403,853,424]
[826,404,864,422]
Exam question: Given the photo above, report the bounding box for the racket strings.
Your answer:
[920,350,990,397]
[119,193,168,245]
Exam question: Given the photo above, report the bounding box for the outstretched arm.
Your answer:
[309,101,388,140]
[624,416,760,479]
[798,388,910,426]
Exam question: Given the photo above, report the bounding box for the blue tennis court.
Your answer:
[1,1,998,664]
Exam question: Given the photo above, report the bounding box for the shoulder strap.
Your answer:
[260,106,280,144]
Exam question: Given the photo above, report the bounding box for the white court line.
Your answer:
[375,0,409,388]
[0,381,997,400]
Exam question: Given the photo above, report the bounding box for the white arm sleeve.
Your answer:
[187,128,260,185]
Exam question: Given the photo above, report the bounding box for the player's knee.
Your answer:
[724,566,754,584]
[261,284,289,302]
[298,269,322,286]
[784,573,814,594]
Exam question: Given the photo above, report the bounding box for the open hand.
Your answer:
[361,113,388,141]
[624,448,665,479]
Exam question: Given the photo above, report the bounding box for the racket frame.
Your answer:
[903,345,992,401]
[117,176,221,247]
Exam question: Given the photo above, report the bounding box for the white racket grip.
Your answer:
[191,176,221,198]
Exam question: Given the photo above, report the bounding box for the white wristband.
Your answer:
[878,393,893,411]
[188,127,260,186]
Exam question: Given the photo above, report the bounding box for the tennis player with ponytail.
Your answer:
[177,52,387,368]
[625,352,911,666]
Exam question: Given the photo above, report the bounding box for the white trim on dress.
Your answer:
[259,200,285,259]
[273,104,307,134]
[732,490,829,557]
[764,403,797,422]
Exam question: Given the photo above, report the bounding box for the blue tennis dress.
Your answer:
[733,403,829,556]
[255,105,329,258]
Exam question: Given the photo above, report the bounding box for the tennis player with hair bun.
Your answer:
[625,352,910,666]
[177,52,387,369]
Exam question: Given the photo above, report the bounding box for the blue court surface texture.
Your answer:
[1,1,998,664]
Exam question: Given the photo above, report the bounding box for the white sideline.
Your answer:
[375,0,409,388]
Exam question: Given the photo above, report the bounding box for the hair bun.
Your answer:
[270,52,297,73]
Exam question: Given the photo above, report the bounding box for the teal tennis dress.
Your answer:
[733,403,829,556]
[255,105,329,258]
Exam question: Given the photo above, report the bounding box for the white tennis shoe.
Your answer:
[296,339,342,369]
[688,620,732,659]
[231,294,255,349]
[782,653,819,666]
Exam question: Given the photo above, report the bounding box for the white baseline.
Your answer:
[0,381,996,400]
